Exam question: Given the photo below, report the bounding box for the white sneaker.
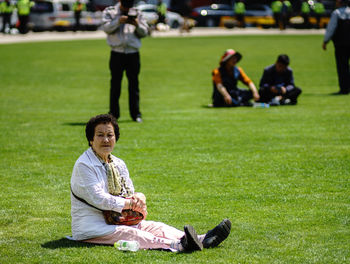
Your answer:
[135,117,143,123]
[269,97,280,106]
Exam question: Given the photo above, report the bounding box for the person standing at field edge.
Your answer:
[101,0,148,123]
[0,0,15,33]
[322,0,350,95]
[73,0,86,31]
[280,0,292,29]
[301,0,311,28]
[16,0,34,34]
[271,0,283,29]
[313,0,325,28]
[156,0,167,25]
[234,0,246,28]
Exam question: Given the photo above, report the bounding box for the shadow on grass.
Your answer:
[63,120,135,127]
[62,120,135,126]
[63,122,86,126]
[41,238,110,249]
[41,238,176,253]
[301,92,349,97]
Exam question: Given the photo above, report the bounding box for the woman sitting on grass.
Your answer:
[70,114,231,252]
[211,49,260,107]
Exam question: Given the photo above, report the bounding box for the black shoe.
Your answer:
[180,225,203,252]
[202,219,231,248]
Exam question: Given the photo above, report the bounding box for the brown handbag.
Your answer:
[71,188,144,225]
[102,209,144,225]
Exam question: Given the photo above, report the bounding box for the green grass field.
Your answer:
[0,33,349,263]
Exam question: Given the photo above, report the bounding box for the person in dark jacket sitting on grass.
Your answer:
[258,54,302,105]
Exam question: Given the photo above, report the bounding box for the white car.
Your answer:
[29,0,102,31]
[137,3,183,29]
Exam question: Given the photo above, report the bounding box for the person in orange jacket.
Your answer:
[211,49,260,107]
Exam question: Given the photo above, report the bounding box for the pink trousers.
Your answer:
[84,220,185,250]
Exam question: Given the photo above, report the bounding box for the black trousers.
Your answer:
[109,51,141,120]
[213,88,252,107]
[273,13,281,28]
[1,14,11,32]
[334,45,350,94]
[74,12,81,31]
[18,15,29,34]
[259,86,302,104]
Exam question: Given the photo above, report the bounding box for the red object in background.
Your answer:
[190,0,214,8]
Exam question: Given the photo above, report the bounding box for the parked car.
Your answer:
[245,4,273,17]
[29,0,102,31]
[244,4,274,28]
[137,3,183,29]
[191,4,234,27]
[220,4,274,28]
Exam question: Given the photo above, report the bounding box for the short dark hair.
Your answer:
[277,54,290,66]
[120,0,134,8]
[85,114,120,146]
[340,0,350,6]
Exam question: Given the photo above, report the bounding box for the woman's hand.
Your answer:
[224,94,233,105]
[253,91,260,101]
[124,193,148,218]
[132,193,146,210]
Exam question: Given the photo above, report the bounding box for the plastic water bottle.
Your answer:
[253,102,270,108]
[114,240,140,252]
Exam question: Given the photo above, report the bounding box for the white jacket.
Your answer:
[70,147,134,240]
[101,3,149,53]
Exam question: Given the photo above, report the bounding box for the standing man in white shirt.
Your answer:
[102,0,149,123]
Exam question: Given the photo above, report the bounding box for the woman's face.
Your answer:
[225,56,238,69]
[90,123,116,159]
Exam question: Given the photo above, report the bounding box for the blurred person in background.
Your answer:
[313,0,325,28]
[171,0,192,32]
[301,0,311,28]
[70,113,232,251]
[102,0,148,123]
[322,0,350,95]
[156,0,167,25]
[280,0,292,29]
[259,54,302,105]
[211,49,260,107]
[73,0,86,31]
[271,0,283,28]
[0,0,15,33]
[16,0,34,34]
[235,0,246,28]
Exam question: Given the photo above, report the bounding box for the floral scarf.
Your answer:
[93,149,132,197]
